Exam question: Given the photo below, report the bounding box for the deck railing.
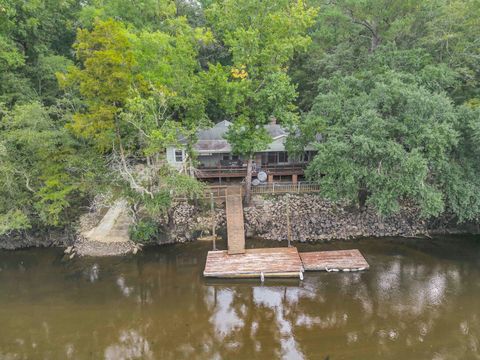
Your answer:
[174,182,320,200]
[250,181,320,195]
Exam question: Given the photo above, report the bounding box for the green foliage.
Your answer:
[0,0,81,106]
[60,9,209,221]
[204,0,316,158]
[294,0,480,221]
[438,106,480,221]
[421,0,480,104]
[60,14,211,151]
[0,102,102,234]
[0,210,31,237]
[78,0,177,30]
[58,19,140,151]
[306,73,458,217]
[1,0,480,238]
[129,219,160,244]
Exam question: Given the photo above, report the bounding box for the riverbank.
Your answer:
[0,229,73,250]
[1,193,478,251]
[170,194,478,243]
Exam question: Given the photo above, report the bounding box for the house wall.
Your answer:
[197,150,304,168]
[166,147,185,169]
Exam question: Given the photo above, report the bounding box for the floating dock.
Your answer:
[203,248,369,279]
[300,249,369,271]
[204,247,304,278]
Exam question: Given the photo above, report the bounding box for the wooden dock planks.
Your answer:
[226,187,245,255]
[204,247,304,278]
[300,249,369,271]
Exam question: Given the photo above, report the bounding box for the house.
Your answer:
[166,120,317,183]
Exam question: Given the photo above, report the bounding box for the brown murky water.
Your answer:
[1,236,479,360]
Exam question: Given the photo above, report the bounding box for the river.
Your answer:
[0,236,479,359]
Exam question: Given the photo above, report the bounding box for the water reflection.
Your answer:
[105,330,153,360]
[0,237,479,359]
[210,289,243,338]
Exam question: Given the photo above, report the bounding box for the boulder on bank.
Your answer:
[74,237,137,256]
[165,201,226,243]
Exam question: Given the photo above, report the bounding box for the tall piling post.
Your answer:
[210,192,217,250]
[286,195,292,247]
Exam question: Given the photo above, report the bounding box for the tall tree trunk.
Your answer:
[244,156,253,205]
[369,21,381,53]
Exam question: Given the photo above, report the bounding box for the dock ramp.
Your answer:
[226,187,245,255]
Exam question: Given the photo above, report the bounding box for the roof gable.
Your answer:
[197,120,232,141]
[192,120,289,154]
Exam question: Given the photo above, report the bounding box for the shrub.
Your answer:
[129,219,160,244]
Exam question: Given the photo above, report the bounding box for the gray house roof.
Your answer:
[194,120,289,154]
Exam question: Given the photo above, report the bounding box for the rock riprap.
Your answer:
[243,194,426,241]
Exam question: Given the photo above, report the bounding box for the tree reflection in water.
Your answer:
[0,237,479,359]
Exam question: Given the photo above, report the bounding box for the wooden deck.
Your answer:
[203,247,304,278]
[300,249,369,271]
[226,187,245,255]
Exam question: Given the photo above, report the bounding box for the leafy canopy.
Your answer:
[204,0,317,157]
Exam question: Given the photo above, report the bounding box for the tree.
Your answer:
[291,0,439,111]
[305,72,460,217]
[437,105,480,222]
[0,0,81,106]
[290,0,480,222]
[421,0,480,105]
[0,102,100,235]
[205,0,317,203]
[59,19,142,152]
[59,14,209,222]
[78,0,177,30]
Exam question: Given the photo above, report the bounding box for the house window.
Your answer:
[222,153,230,161]
[278,152,288,163]
[175,150,183,162]
[268,152,277,164]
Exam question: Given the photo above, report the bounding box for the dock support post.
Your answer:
[286,195,292,247]
[210,192,217,250]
